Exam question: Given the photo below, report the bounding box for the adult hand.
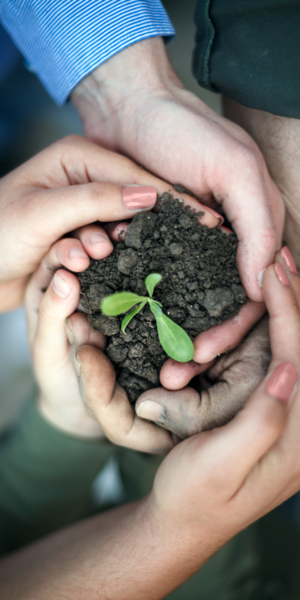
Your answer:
[145,251,300,586]
[136,314,271,438]
[0,135,219,313]
[71,37,284,306]
[0,251,299,600]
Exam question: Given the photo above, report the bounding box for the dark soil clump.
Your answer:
[78,194,247,403]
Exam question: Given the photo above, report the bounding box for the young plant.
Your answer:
[101,274,194,363]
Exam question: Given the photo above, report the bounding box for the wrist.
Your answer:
[71,37,184,150]
[142,491,223,593]
[37,394,105,439]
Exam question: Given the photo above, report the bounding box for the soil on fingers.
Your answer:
[78,194,247,403]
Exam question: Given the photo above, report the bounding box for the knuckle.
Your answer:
[237,143,264,172]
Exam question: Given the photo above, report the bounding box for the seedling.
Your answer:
[101,274,194,362]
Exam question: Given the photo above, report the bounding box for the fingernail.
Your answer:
[90,233,111,245]
[280,246,298,275]
[52,273,71,299]
[274,262,290,287]
[114,223,128,241]
[136,400,163,421]
[257,269,265,287]
[123,186,157,210]
[266,362,298,402]
[207,208,224,225]
[69,247,89,259]
[220,226,232,234]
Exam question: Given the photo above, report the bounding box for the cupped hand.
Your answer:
[0,135,220,313]
[147,253,300,563]
[26,238,178,450]
[25,243,106,438]
[136,314,271,438]
[72,37,284,303]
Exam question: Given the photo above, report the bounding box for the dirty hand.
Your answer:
[136,314,271,438]
[25,238,178,449]
[72,37,284,306]
[146,245,298,437]
[0,135,219,313]
[145,252,300,577]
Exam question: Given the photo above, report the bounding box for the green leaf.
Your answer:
[154,313,194,362]
[121,301,147,333]
[101,292,145,316]
[145,273,162,298]
[149,301,163,317]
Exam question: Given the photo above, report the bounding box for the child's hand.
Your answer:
[25,238,175,449]
[25,240,106,438]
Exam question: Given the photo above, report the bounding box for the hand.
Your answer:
[145,251,300,579]
[26,238,179,449]
[25,241,105,438]
[0,135,219,313]
[71,37,284,307]
[1,252,299,600]
[136,314,271,438]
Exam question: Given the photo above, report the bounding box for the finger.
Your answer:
[211,147,284,303]
[25,239,89,343]
[193,300,266,363]
[66,312,106,351]
[72,344,175,454]
[33,270,80,370]
[140,316,271,437]
[160,358,215,390]
[45,237,90,273]
[195,366,294,496]
[262,265,300,364]
[57,137,222,228]
[23,182,158,267]
[104,221,129,242]
[136,386,202,439]
[72,224,113,260]
[274,246,300,306]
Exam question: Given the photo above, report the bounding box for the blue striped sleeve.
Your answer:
[0,0,175,105]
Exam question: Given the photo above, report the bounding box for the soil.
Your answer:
[78,194,247,403]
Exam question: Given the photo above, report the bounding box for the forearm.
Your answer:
[0,496,217,600]
[0,399,113,551]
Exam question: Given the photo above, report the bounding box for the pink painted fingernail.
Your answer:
[136,400,163,421]
[207,208,224,225]
[90,233,111,245]
[280,246,298,275]
[123,186,157,210]
[69,247,89,259]
[52,273,71,299]
[274,262,290,287]
[266,362,298,402]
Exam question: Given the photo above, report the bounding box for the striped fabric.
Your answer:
[0,0,175,104]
